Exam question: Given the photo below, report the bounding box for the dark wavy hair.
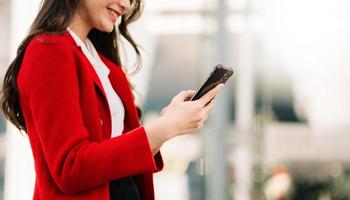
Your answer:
[1,0,144,132]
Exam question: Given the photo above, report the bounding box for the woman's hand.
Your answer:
[159,84,223,136]
[144,84,224,154]
[159,90,195,116]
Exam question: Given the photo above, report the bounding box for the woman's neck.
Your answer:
[68,12,92,43]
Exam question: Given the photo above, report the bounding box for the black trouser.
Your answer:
[109,176,140,200]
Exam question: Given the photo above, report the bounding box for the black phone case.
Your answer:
[190,64,234,104]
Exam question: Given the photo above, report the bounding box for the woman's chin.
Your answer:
[97,23,115,33]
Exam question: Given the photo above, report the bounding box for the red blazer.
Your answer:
[17,31,163,200]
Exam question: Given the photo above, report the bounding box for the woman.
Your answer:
[0,0,223,199]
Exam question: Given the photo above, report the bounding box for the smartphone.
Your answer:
[190,64,234,105]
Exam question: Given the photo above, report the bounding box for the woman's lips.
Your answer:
[107,7,119,22]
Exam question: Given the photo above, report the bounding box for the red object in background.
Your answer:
[17,32,163,200]
[273,165,289,176]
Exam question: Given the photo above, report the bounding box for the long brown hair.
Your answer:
[1,0,144,132]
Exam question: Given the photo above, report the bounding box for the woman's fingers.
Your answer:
[162,86,221,135]
[172,90,196,104]
[185,90,196,101]
[190,101,214,132]
[202,100,215,113]
[160,106,168,116]
[198,84,224,107]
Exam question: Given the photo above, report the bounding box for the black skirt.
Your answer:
[109,176,140,200]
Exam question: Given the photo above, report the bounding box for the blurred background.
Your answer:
[1,0,350,199]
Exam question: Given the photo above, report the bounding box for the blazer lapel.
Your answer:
[83,50,108,99]
[99,54,141,130]
[64,31,140,132]
[64,32,109,102]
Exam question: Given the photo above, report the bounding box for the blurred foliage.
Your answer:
[248,164,350,200]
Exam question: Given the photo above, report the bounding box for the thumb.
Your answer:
[172,90,196,103]
[160,106,168,116]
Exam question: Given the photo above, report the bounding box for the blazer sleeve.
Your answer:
[18,40,159,194]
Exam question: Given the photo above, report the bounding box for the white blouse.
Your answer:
[68,28,125,138]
